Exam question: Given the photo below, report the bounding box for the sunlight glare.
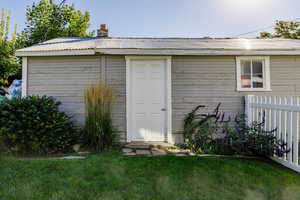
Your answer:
[243,39,252,50]
[222,0,271,11]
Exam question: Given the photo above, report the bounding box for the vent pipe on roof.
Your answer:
[97,24,109,37]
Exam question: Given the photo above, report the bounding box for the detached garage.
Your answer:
[16,35,300,143]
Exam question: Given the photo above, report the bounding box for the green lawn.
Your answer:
[1,153,300,200]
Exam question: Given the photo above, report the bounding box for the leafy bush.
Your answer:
[84,82,119,152]
[183,103,290,157]
[225,116,290,157]
[0,139,7,155]
[0,96,77,154]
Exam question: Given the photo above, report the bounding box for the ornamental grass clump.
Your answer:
[84,82,118,152]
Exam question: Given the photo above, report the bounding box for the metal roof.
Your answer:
[15,37,300,56]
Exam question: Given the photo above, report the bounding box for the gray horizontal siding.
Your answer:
[172,56,242,134]
[105,56,127,140]
[28,56,101,125]
[27,55,127,140]
[172,55,300,137]
[270,56,300,95]
[27,55,300,143]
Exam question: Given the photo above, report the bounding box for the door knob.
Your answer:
[161,108,166,111]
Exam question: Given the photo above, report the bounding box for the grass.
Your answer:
[1,153,300,200]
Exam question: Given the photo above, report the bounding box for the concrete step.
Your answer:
[124,143,152,150]
[124,142,174,150]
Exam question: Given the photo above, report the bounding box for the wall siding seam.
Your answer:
[101,55,106,83]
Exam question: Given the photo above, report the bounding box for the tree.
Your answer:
[24,0,94,46]
[259,21,300,39]
[0,9,25,87]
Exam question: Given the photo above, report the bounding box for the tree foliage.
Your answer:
[24,0,94,46]
[0,0,94,87]
[259,21,300,39]
[0,9,25,87]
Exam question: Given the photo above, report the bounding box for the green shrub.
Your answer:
[0,139,7,155]
[182,103,290,157]
[226,117,290,157]
[0,96,77,154]
[83,82,119,152]
[183,104,233,154]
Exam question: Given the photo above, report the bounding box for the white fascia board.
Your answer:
[96,48,300,56]
[14,48,300,57]
[15,49,95,57]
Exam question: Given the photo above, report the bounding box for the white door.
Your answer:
[130,59,166,141]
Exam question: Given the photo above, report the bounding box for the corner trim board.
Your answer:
[125,57,131,142]
[22,57,28,97]
[166,57,173,143]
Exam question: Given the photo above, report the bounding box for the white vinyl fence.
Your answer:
[245,95,300,173]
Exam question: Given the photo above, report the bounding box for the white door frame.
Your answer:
[125,56,172,143]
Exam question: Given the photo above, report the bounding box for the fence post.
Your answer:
[245,95,254,125]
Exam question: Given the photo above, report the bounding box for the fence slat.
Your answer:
[288,97,293,163]
[268,96,272,132]
[278,97,282,149]
[294,97,299,165]
[272,96,277,138]
[263,96,267,131]
[283,97,287,161]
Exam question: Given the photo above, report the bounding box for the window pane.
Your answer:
[241,60,251,88]
[252,60,263,88]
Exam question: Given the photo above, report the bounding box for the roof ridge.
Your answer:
[15,37,300,57]
[41,37,297,40]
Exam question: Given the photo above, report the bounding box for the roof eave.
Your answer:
[14,48,300,57]
[95,48,300,56]
[15,49,96,57]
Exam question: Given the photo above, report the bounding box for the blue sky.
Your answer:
[2,0,300,38]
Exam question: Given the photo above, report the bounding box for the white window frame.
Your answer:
[236,56,271,92]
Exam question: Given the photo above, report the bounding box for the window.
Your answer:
[236,56,271,91]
